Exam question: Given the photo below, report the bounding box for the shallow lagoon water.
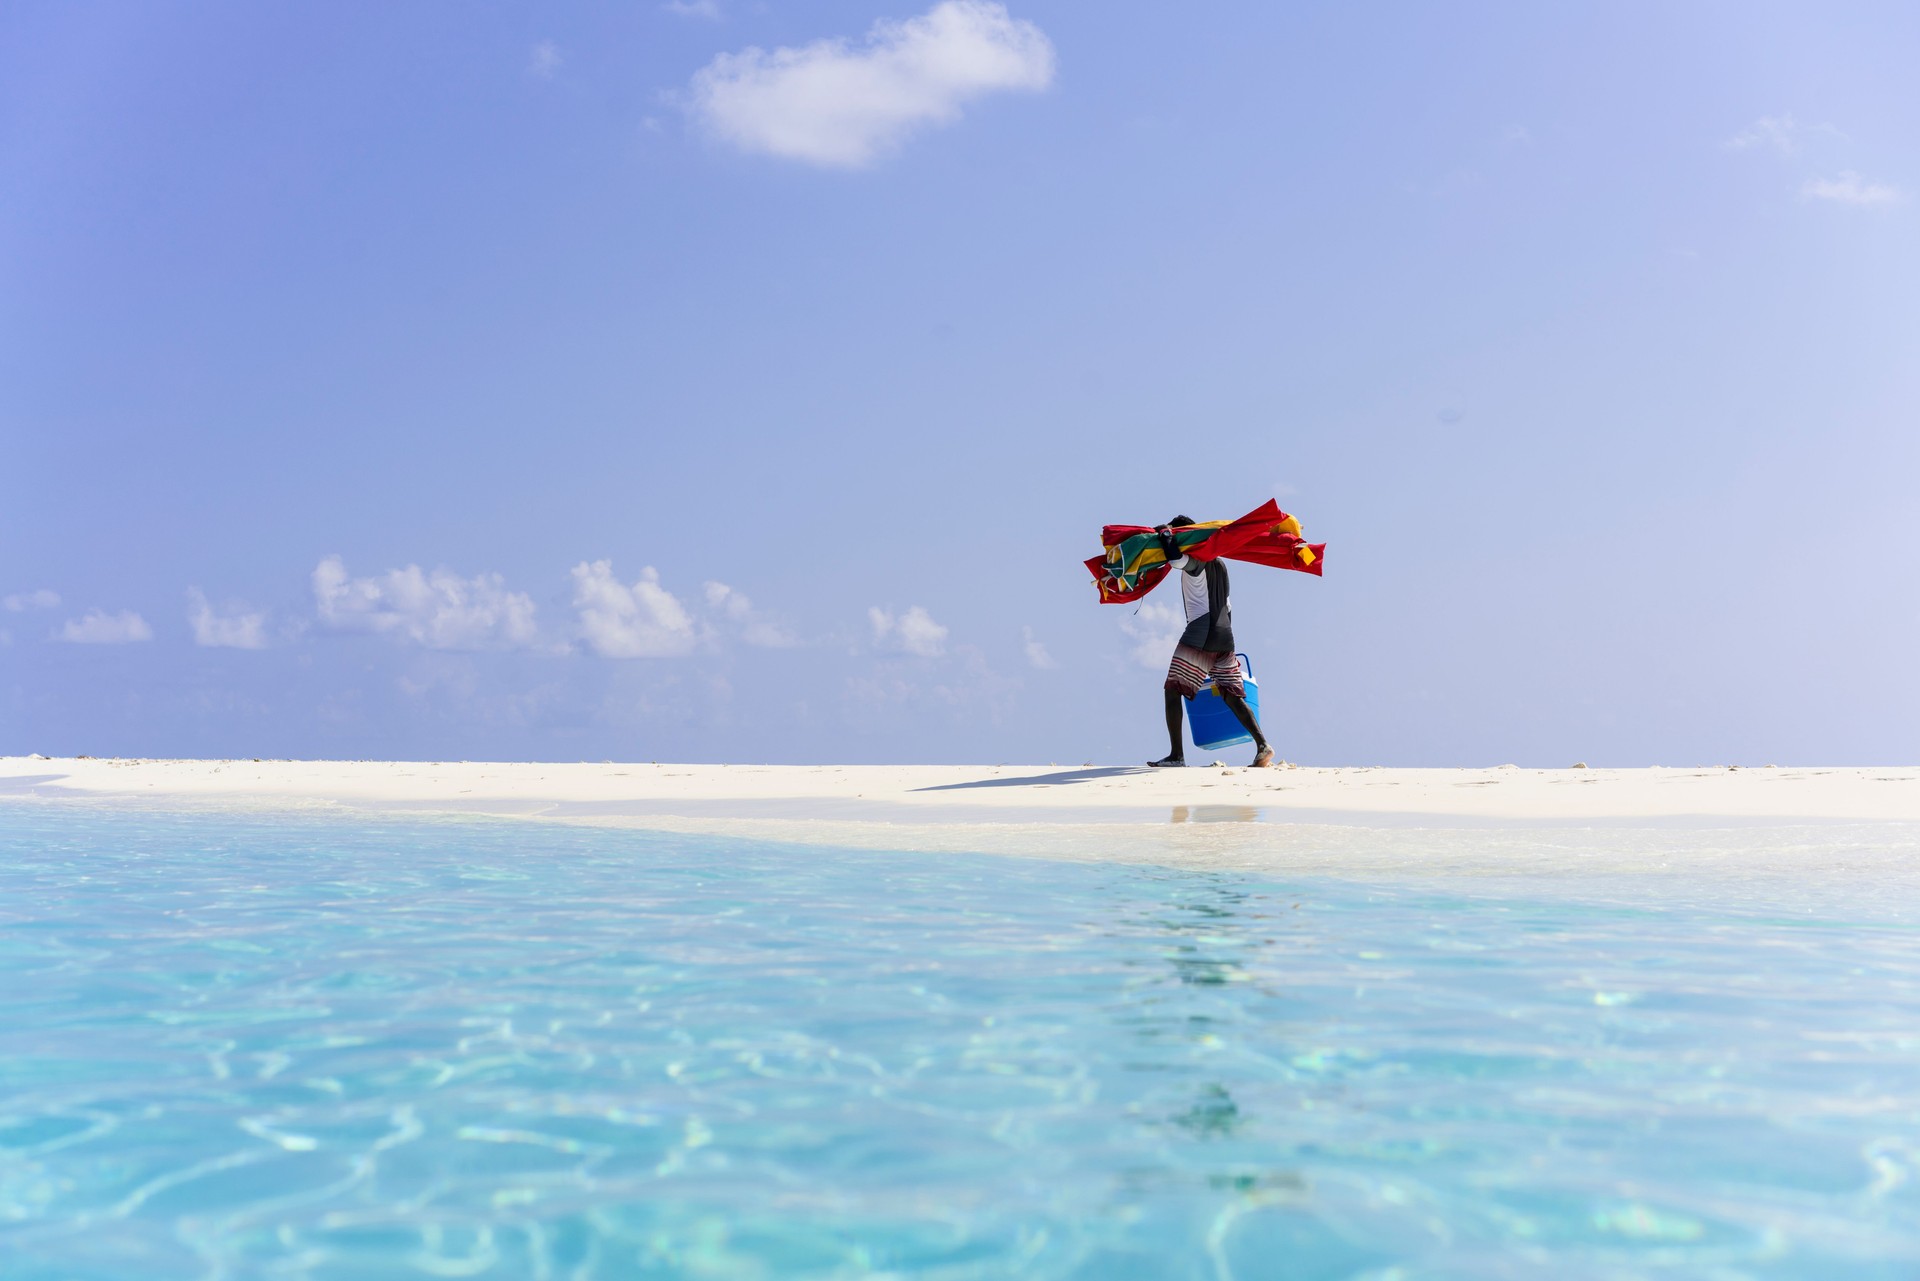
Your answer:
[2,807,1917,1278]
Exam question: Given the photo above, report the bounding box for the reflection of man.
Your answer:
[1148,516,1274,769]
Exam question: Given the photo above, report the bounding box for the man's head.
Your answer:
[1167,514,1194,529]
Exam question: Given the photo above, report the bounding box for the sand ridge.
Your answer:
[5,757,1918,825]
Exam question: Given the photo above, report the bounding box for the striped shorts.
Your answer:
[1166,645,1244,700]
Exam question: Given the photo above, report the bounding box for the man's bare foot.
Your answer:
[1252,745,1275,768]
[1148,755,1186,768]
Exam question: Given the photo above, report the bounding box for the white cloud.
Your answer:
[187,588,268,650]
[572,560,697,658]
[57,609,152,645]
[847,671,918,706]
[704,581,796,648]
[1802,171,1901,206]
[1022,625,1056,669]
[1725,114,1849,157]
[684,0,1054,168]
[1117,600,1183,670]
[529,40,562,79]
[706,580,748,618]
[1726,114,1803,155]
[313,556,540,651]
[663,0,722,18]
[869,604,948,657]
[4,588,59,612]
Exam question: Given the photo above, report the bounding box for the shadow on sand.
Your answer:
[912,766,1149,793]
[0,774,67,794]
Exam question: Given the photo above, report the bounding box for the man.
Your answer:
[1148,515,1275,769]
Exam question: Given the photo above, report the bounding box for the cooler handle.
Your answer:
[1200,653,1255,691]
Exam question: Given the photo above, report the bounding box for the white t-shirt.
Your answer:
[1169,555,1213,624]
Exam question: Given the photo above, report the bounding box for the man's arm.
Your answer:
[1156,526,1205,574]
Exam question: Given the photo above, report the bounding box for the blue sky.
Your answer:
[4,1,1917,765]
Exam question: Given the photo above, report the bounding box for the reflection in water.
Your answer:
[1128,873,1312,1215]
[1170,805,1263,823]
[1141,873,1274,989]
[1173,1082,1243,1138]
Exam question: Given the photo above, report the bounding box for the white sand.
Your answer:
[6,758,1919,882]
[4,756,1918,823]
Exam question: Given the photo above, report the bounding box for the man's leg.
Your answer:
[1219,690,1274,767]
[1149,687,1186,767]
[1154,647,1209,767]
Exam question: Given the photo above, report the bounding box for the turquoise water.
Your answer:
[2,808,1918,1279]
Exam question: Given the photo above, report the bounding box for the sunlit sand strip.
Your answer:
[5,759,1919,885]
[4,757,1918,821]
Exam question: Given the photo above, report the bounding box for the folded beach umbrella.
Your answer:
[1085,499,1326,605]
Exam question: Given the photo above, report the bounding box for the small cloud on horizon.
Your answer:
[314,556,541,651]
[572,561,697,658]
[1022,625,1056,669]
[663,0,722,18]
[682,0,1055,168]
[1802,170,1901,206]
[704,581,798,648]
[56,609,152,645]
[528,40,562,79]
[4,588,59,612]
[870,605,949,657]
[1118,601,1182,671]
[187,588,269,650]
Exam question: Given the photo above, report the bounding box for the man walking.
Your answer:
[1148,516,1274,769]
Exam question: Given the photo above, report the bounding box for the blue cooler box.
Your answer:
[1186,653,1260,751]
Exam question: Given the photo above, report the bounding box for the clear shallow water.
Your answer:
[2,807,1917,1279]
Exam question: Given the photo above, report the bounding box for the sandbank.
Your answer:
[4,756,1918,823]
[5,758,1918,886]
